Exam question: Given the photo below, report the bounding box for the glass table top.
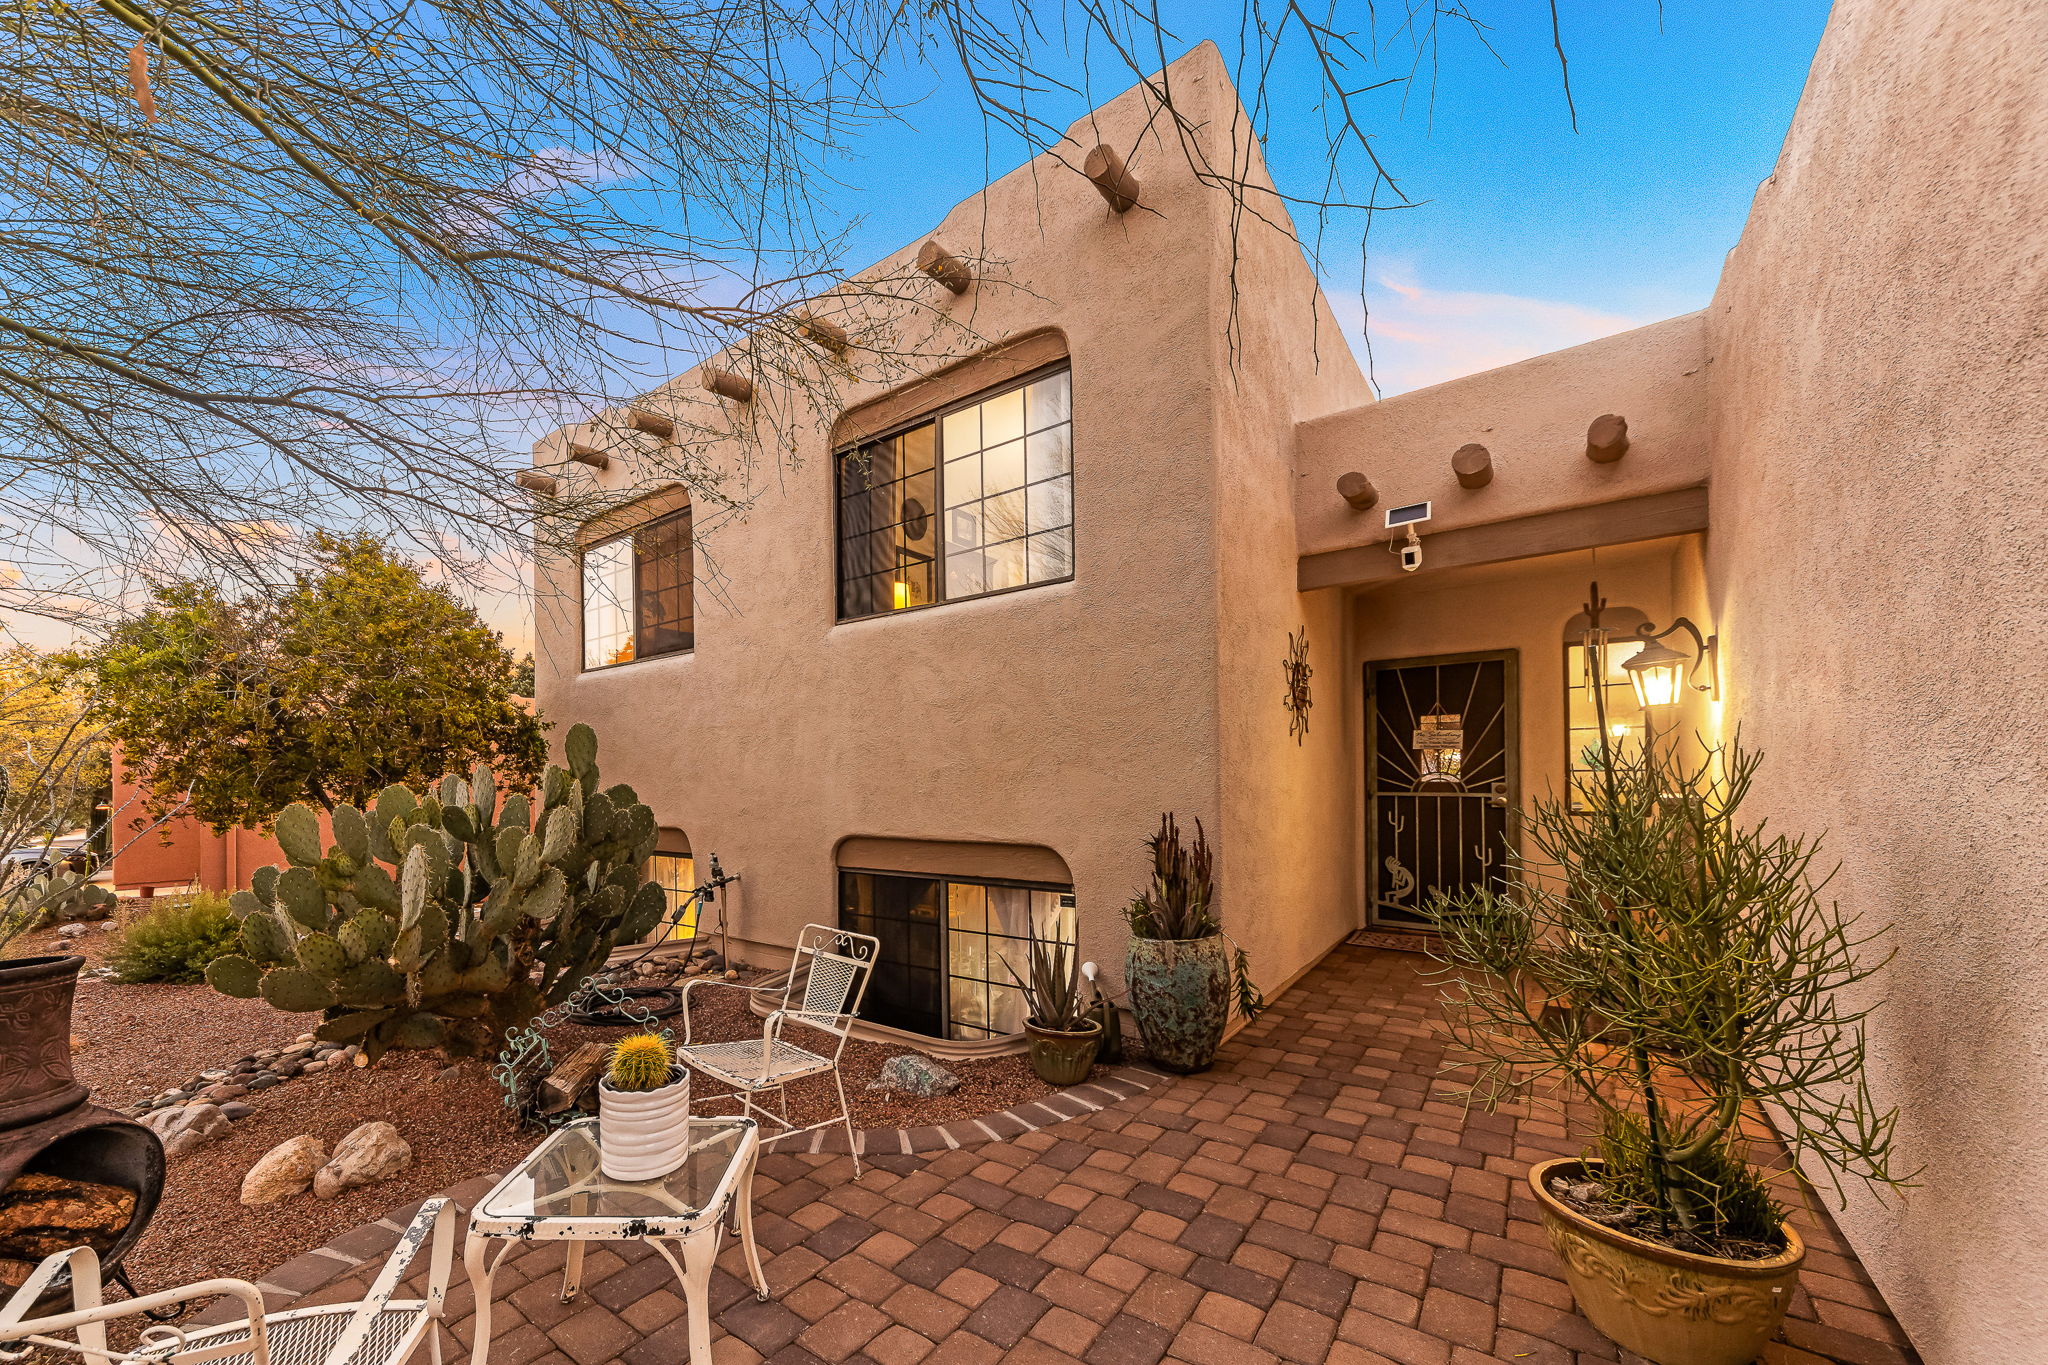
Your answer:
[472,1116,754,1231]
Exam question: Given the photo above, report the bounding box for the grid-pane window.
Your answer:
[1566,628,1647,812]
[647,852,698,943]
[836,368,1072,621]
[582,507,693,669]
[840,870,1075,1040]
[582,540,634,669]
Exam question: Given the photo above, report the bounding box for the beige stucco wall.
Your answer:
[533,44,1365,1008]
[1294,313,1709,558]
[1701,0,2048,1357]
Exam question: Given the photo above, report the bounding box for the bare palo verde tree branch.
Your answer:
[2,0,1598,618]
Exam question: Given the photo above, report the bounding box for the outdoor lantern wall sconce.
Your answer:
[1622,616,1720,707]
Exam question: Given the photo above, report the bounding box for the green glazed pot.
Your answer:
[1024,1018,1102,1086]
[1126,934,1229,1073]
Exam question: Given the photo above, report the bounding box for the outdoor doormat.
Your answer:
[1344,929,1438,954]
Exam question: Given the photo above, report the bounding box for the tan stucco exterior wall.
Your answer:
[1294,313,1709,557]
[1700,0,2048,1356]
[533,44,1366,1005]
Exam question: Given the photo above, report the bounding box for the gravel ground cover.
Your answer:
[49,946,1067,1295]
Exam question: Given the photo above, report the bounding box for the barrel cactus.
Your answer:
[202,723,668,1060]
[606,1033,674,1091]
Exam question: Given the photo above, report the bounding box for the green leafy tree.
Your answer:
[64,537,545,831]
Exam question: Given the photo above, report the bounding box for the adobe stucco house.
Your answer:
[532,1,2047,1359]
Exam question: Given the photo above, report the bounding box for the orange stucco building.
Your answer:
[528,4,2047,1359]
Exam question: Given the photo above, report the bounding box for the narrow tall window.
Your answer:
[582,506,694,669]
[836,367,1072,621]
[1565,612,1648,812]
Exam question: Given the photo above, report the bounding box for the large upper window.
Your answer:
[836,367,1072,620]
[839,869,1076,1040]
[582,507,693,669]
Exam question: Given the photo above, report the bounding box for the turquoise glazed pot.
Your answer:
[1126,934,1229,1073]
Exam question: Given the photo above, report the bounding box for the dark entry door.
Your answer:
[1365,651,1518,928]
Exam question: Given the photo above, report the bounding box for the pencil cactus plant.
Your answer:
[203,723,667,1059]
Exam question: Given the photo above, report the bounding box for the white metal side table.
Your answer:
[463,1116,768,1365]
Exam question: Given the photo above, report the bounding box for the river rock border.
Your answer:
[127,1032,362,1121]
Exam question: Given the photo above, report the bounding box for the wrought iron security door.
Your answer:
[1365,651,1518,928]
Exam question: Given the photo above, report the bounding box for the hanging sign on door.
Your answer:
[1414,713,1463,750]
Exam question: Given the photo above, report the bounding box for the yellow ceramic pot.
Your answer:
[1527,1158,1804,1365]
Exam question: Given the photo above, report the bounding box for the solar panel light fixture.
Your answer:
[1385,501,1431,572]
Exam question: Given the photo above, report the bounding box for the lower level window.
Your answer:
[839,870,1076,1040]
[648,851,698,942]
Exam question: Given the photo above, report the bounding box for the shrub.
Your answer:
[107,893,242,983]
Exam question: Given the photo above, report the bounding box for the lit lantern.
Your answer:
[1621,619,1719,709]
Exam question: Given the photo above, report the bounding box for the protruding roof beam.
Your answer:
[1453,443,1494,489]
[1336,472,1379,511]
[1585,413,1630,463]
[1083,144,1141,213]
[916,239,971,294]
[797,314,850,355]
[513,470,559,495]
[566,442,610,470]
[700,369,753,403]
[625,408,674,440]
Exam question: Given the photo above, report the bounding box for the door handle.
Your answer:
[1488,780,1510,808]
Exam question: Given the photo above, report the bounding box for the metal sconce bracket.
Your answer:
[1632,616,1720,701]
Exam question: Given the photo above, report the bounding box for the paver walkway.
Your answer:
[279,945,1921,1365]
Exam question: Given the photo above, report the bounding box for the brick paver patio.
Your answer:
[272,945,1921,1365]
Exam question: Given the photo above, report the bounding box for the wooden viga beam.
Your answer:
[513,470,559,495]
[1337,472,1379,511]
[566,442,610,471]
[700,369,753,403]
[797,314,850,355]
[1083,144,1140,213]
[625,408,675,441]
[916,239,971,294]
[1585,413,1630,463]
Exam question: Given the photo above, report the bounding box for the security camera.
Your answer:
[1399,527,1424,573]
[1385,501,1429,574]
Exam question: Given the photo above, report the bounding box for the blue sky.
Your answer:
[809,1,1835,394]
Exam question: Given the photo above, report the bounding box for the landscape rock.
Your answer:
[142,1103,232,1160]
[868,1054,960,1097]
[312,1122,411,1199]
[245,1072,281,1090]
[221,1102,255,1121]
[199,1083,246,1103]
[55,923,88,939]
[241,1135,328,1205]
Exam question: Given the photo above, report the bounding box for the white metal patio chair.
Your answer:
[0,1200,456,1365]
[677,923,880,1176]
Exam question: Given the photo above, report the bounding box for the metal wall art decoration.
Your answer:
[1283,629,1313,743]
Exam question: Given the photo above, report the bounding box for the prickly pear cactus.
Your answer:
[31,869,118,923]
[203,724,667,1060]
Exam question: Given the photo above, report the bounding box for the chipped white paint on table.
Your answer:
[463,1116,767,1365]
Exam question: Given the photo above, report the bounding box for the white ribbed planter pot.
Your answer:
[597,1068,692,1181]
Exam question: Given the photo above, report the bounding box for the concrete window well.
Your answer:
[834,364,1073,620]
[832,837,1076,1057]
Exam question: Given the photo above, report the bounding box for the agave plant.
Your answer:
[1003,932,1089,1030]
